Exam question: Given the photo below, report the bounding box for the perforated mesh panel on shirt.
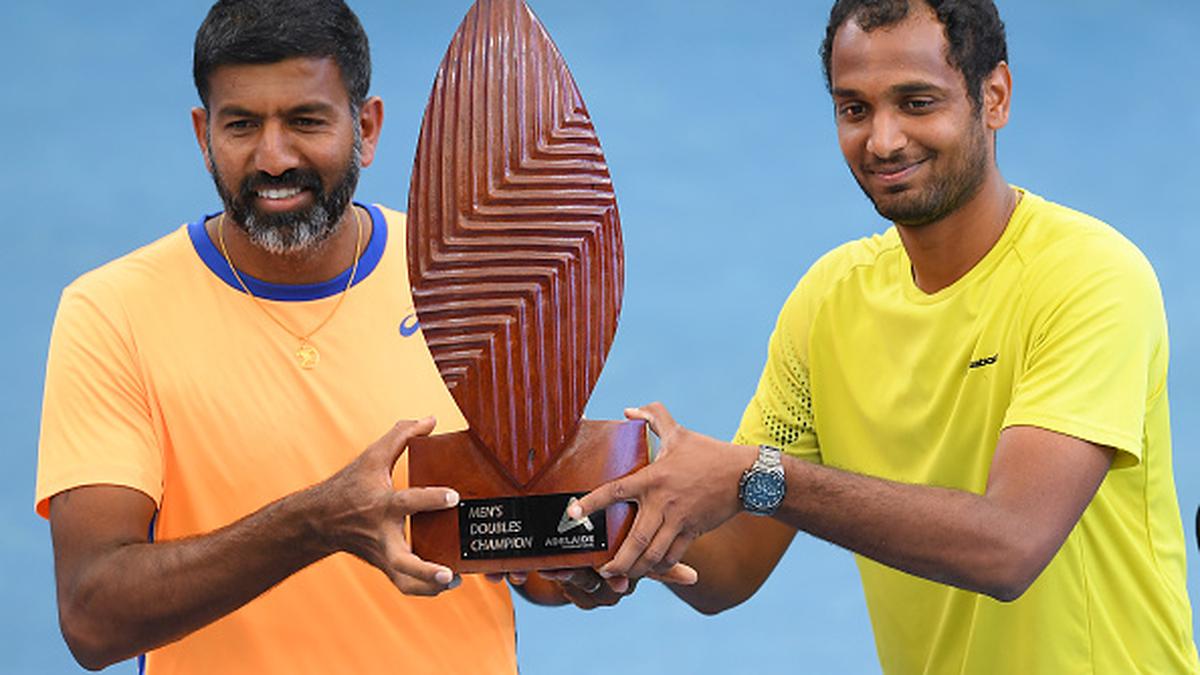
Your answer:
[735,321,818,457]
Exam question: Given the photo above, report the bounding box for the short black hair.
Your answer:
[193,0,371,109]
[820,0,1007,111]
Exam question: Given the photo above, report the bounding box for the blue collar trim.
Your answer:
[188,202,386,301]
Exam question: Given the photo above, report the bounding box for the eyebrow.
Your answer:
[215,104,259,118]
[215,102,338,118]
[831,81,946,99]
[890,81,944,95]
[287,102,338,116]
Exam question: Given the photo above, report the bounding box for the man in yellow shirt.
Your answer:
[573,0,1199,672]
[35,1,616,672]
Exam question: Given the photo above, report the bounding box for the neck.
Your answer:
[895,173,1017,294]
[207,205,369,285]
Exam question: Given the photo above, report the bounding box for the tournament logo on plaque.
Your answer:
[406,0,648,574]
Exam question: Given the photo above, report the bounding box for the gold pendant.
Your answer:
[296,341,320,369]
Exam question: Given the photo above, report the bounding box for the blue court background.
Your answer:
[2,2,1197,672]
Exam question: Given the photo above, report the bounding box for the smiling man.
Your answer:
[571,1,1199,672]
[33,1,612,673]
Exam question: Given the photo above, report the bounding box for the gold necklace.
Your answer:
[217,208,363,370]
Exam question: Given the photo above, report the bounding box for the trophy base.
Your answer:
[408,419,648,574]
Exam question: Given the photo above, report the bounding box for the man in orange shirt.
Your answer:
[36,1,621,672]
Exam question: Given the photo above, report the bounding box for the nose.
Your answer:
[865,110,907,159]
[253,120,300,176]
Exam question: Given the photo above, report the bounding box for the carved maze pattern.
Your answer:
[408,0,623,487]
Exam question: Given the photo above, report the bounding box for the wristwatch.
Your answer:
[738,444,786,516]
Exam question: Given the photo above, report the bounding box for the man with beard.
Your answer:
[34,1,622,673]
[569,0,1199,672]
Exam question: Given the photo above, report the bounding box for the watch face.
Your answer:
[743,471,785,513]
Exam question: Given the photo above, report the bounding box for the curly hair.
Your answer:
[820,0,1007,112]
[193,0,371,111]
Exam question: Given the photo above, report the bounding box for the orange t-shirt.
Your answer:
[36,204,516,674]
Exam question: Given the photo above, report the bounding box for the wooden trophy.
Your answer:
[406,0,648,574]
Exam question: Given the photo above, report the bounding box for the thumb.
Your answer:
[377,416,436,469]
[648,562,699,586]
[625,402,680,454]
[623,404,658,430]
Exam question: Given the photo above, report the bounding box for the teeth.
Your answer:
[258,187,301,199]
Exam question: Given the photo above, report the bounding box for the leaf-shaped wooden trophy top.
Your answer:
[407,0,623,489]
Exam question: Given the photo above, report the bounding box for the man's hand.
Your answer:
[568,403,755,581]
[48,416,461,669]
[492,569,629,609]
[491,563,698,609]
[311,417,461,596]
[535,569,633,609]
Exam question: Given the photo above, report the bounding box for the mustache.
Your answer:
[863,155,928,173]
[238,169,324,197]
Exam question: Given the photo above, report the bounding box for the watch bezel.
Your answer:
[739,445,786,516]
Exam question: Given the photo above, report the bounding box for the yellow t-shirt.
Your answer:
[736,190,1198,674]
[36,204,517,675]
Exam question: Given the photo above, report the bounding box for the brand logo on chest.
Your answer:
[968,353,999,370]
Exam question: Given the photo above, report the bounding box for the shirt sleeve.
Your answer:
[1003,235,1166,469]
[734,281,821,462]
[35,282,164,518]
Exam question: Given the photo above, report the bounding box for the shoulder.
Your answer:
[809,228,901,284]
[372,204,407,230]
[373,204,405,217]
[767,229,901,360]
[780,228,902,319]
[365,203,406,255]
[1014,192,1162,311]
[47,228,197,387]
[373,203,405,217]
[1013,192,1158,289]
[61,226,194,314]
[1010,191,1165,340]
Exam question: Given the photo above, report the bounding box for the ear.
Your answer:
[982,61,1012,132]
[357,96,384,168]
[191,106,212,171]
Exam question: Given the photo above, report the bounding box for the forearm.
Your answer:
[53,419,460,670]
[777,460,1039,601]
[665,454,1027,609]
[671,514,796,615]
[510,575,569,606]
[57,488,331,668]
[583,410,1111,606]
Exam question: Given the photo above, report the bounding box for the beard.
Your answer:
[855,124,990,228]
[208,136,361,255]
